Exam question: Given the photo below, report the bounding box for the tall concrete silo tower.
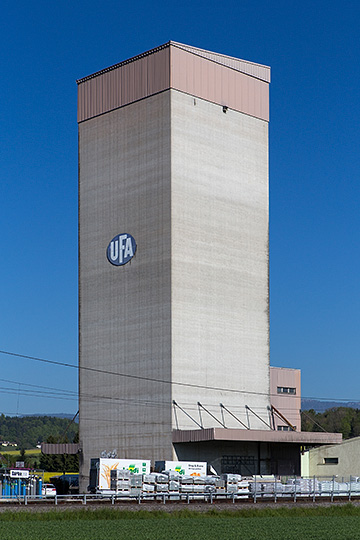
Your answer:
[77,42,270,488]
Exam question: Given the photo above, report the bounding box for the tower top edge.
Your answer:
[76,41,270,85]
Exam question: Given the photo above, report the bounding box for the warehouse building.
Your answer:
[77,42,340,490]
[301,436,360,479]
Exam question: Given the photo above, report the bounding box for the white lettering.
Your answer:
[110,240,118,261]
[118,235,127,263]
[124,237,134,259]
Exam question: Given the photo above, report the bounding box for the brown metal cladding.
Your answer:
[77,47,170,123]
[172,428,342,445]
[41,443,80,455]
[171,41,270,83]
[170,45,269,121]
[77,42,270,123]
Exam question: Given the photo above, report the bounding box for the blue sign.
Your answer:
[107,233,136,266]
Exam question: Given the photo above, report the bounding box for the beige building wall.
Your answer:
[79,91,173,489]
[304,436,360,478]
[171,90,270,431]
[270,367,301,431]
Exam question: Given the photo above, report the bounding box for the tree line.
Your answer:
[301,407,360,439]
[0,414,78,449]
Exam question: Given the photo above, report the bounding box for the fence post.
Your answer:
[331,476,334,502]
[254,475,257,504]
[312,476,316,502]
[349,477,352,502]
[55,494,58,506]
[274,477,277,503]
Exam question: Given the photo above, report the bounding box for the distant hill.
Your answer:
[0,415,78,449]
[302,399,360,413]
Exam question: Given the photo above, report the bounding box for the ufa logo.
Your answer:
[106,233,136,266]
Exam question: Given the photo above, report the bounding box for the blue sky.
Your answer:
[1,0,360,415]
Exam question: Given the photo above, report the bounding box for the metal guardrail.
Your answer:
[1,489,360,506]
[2,476,360,505]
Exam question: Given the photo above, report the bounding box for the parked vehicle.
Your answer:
[42,483,56,497]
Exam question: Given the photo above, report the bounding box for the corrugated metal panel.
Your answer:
[170,45,269,122]
[41,443,80,455]
[171,41,271,83]
[77,42,269,123]
[77,47,170,123]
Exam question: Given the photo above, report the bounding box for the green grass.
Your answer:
[0,513,360,539]
[0,504,360,521]
[0,505,360,539]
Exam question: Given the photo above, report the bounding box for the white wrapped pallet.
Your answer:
[204,476,218,485]
[181,475,194,485]
[130,475,143,487]
[143,473,157,484]
[180,484,194,493]
[156,474,168,483]
[222,474,241,483]
[193,476,206,485]
[156,483,169,493]
[163,471,181,482]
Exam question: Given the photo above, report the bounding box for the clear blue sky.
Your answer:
[1,0,359,415]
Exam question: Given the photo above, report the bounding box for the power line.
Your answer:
[0,349,275,398]
[0,348,358,405]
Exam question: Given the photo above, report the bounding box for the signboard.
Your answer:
[98,458,150,490]
[106,233,136,266]
[10,470,29,479]
[159,461,207,476]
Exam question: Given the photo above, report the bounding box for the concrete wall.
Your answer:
[171,90,270,432]
[270,367,301,431]
[78,46,270,490]
[305,437,360,478]
[79,91,173,489]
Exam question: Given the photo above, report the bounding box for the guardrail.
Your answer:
[2,488,360,506]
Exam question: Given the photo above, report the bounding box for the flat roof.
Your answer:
[173,428,342,446]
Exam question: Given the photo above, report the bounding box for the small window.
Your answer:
[277,386,296,395]
[277,425,296,431]
[324,457,338,464]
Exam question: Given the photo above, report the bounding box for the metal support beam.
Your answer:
[172,400,203,429]
[220,403,249,429]
[197,402,226,428]
[245,405,272,429]
[270,404,296,431]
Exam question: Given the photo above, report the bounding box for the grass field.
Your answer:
[0,505,360,539]
[0,448,41,456]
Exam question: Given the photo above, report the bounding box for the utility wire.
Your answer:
[0,349,358,405]
[0,349,278,398]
